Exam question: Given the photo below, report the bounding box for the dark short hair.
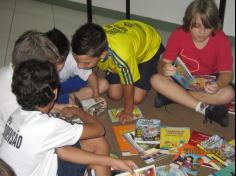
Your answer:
[0,159,16,176]
[12,30,62,66]
[45,28,69,61]
[183,0,221,32]
[12,59,59,111]
[71,23,108,57]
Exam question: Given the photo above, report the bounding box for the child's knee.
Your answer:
[94,137,110,155]
[108,90,122,101]
[99,79,109,93]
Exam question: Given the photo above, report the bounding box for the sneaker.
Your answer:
[205,105,229,127]
[154,93,173,108]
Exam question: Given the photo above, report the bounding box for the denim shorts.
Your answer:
[57,141,87,176]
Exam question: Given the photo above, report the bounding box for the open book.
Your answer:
[76,98,105,116]
[172,57,216,91]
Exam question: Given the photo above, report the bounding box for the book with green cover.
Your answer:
[108,106,144,123]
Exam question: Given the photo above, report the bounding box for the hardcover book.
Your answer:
[134,119,160,144]
[108,106,144,123]
[116,164,156,176]
[112,124,138,156]
[172,57,216,91]
[160,126,190,154]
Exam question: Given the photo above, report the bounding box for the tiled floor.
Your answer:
[0,0,235,175]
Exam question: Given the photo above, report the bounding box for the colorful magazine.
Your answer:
[108,106,144,123]
[135,119,160,144]
[140,148,170,164]
[172,144,206,176]
[123,131,159,152]
[188,131,211,147]
[172,57,216,91]
[212,161,235,176]
[160,126,191,154]
[156,163,188,176]
[197,134,235,167]
[112,124,138,156]
[116,164,156,176]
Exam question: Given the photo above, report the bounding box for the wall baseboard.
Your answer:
[35,0,235,46]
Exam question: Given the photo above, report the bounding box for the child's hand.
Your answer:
[59,106,82,119]
[163,63,176,76]
[117,110,133,124]
[205,82,219,94]
[94,96,107,109]
[111,159,138,174]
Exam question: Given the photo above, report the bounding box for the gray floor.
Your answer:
[0,0,235,175]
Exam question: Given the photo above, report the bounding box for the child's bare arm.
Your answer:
[158,58,175,76]
[59,107,105,139]
[56,146,137,173]
[87,72,99,98]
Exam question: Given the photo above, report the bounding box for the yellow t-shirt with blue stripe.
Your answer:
[98,20,162,84]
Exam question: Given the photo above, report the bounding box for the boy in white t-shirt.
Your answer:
[45,28,109,105]
[0,59,137,176]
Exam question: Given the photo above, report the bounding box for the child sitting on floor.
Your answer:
[0,59,137,176]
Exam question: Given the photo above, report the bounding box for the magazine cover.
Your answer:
[80,98,105,116]
[135,119,161,144]
[112,124,138,156]
[188,131,211,147]
[140,148,170,164]
[172,57,216,91]
[189,75,216,91]
[116,164,156,176]
[123,131,159,153]
[197,134,235,167]
[108,106,144,123]
[172,57,194,89]
[160,126,190,154]
[172,144,206,176]
[156,163,188,176]
[212,161,235,176]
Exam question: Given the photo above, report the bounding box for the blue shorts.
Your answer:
[57,141,87,176]
[57,76,88,104]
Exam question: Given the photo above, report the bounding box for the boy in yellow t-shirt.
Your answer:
[71,20,164,123]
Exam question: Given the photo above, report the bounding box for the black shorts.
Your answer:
[105,44,165,90]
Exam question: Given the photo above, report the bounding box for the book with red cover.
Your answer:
[188,131,211,146]
[224,101,235,115]
[112,123,138,156]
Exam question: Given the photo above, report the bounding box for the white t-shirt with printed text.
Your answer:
[0,109,83,176]
[59,52,92,82]
[0,65,19,144]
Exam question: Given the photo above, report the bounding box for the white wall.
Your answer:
[69,0,235,36]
